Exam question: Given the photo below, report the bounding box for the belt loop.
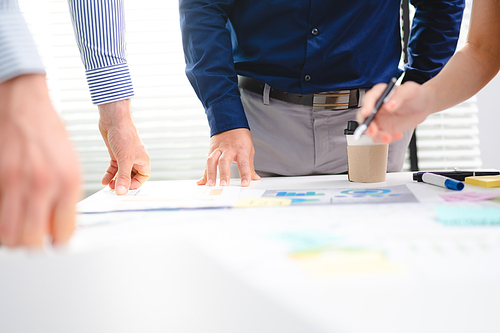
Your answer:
[358,89,366,107]
[263,83,271,105]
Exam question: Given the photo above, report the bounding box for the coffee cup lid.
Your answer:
[344,120,358,135]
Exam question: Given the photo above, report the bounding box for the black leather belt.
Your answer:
[238,76,362,110]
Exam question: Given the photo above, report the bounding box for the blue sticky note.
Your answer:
[270,230,341,252]
[435,206,500,226]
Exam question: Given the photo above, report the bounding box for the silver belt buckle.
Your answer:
[312,90,350,110]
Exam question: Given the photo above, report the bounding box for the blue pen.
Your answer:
[421,172,464,191]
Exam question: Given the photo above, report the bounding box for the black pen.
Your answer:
[353,77,397,140]
[413,170,500,182]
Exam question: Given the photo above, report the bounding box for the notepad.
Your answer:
[465,175,500,187]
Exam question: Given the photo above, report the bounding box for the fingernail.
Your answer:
[220,180,227,186]
[116,186,127,195]
[241,179,249,186]
[207,179,214,186]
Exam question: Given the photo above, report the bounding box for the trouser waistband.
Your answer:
[238,75,365,110]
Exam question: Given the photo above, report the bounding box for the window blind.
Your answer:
[18,0,478,196]
[19,0,209,196]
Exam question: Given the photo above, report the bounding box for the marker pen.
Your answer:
[421,173,464,191]
[413,170,500,182]
[353,77,397,140]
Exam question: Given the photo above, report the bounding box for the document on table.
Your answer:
[77,182,241,213]
[78,183,419,214]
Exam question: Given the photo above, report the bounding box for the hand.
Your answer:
[197,128,260,187]
[98,100,150,195]
[0,74,81,247]
[356,81,434,143]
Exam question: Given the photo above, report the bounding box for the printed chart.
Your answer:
[262,185,418,205]
[79,184,419,214]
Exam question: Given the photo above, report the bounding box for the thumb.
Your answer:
[115,159,133,195]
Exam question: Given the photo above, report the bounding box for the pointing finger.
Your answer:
[115,159,133,195]
[218,151,235,186]
[206,149,222,186]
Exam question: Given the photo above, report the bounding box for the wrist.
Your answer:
[0,74,55,125]
[98,99,133,127]
[420,83,438,117]
[0,74,50,110]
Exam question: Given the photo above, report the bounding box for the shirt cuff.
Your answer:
[401,68,430,85]
[0,10,45,84]
[85,63,135,105]
[206,98,250,137]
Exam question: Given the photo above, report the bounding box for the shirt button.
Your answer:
[311,28,319,36]
[304,74,311,82]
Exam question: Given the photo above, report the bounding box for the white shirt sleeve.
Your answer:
[67,0,134,105]
[0,0,45,84]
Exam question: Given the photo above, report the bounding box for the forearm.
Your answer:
[424,44,500,113]
[180,0,248,136]
[0,0,45,84]
[423,0,500,113]
[67,0,133,105]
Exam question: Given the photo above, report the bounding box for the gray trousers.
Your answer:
[235,88,412,177]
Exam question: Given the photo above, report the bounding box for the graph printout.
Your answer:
[262,185,418,205]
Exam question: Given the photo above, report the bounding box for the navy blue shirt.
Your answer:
[180,0,465,136]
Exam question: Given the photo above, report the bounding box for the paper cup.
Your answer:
[345,134,388,183]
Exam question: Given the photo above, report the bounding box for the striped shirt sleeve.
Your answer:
[0,0,45,84]
[67,0,134,105]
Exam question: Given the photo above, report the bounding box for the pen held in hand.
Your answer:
[353,77,398,141]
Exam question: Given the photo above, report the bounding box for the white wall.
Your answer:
[477,72,500,169]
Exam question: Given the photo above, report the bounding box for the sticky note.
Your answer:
[490,196,500,204]
[435,206,500,226]
[439,192,499,202]
[465,175,500,187]
[236,197,291,208]
[209,189,223,196]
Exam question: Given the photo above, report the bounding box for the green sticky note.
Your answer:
[490,196,500,205]
[435,206,500,226]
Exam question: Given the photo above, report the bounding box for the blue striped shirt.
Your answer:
[0,0,134,105]
[0,0,45,83]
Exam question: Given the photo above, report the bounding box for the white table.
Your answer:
[1,173,500,333]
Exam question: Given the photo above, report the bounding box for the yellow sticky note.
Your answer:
[209,189,223,196]
[237,197,292,208]
[465,175,500,188]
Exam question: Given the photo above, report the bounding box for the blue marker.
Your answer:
[421,172,464,191]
